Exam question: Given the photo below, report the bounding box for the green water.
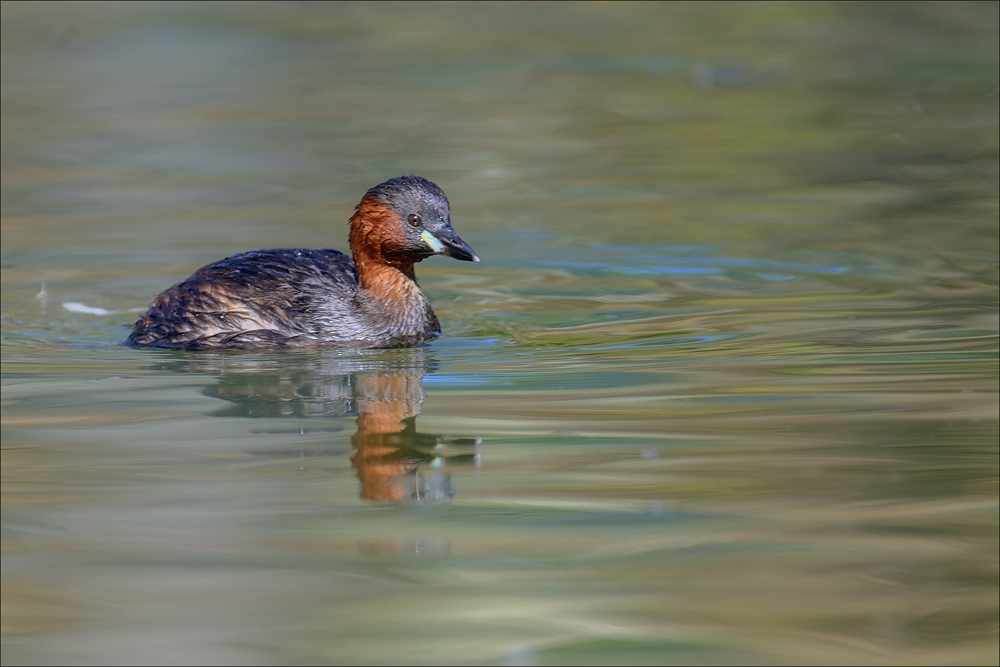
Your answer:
[2,2,997,665]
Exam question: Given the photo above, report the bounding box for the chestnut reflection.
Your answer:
[349,371,480,503]
[154,351,479,503]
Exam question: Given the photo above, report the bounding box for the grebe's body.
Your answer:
[126,176,477,350]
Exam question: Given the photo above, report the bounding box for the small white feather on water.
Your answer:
[62,302,144,315]
[63,302,113,315]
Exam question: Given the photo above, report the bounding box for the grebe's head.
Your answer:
[350,175,479,264]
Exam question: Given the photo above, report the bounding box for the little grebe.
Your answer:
[126,175,478,350]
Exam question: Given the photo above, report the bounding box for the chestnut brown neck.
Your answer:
[348,197,423,309]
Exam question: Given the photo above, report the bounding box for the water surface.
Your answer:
[2,3,997,665]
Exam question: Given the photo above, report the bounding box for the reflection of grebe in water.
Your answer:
[174,353,479,503]
[350,372,479,503]
[127,176,478,350]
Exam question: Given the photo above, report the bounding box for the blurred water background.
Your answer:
[2,2,997,665]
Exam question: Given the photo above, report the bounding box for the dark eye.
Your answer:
[407,213,422,227]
